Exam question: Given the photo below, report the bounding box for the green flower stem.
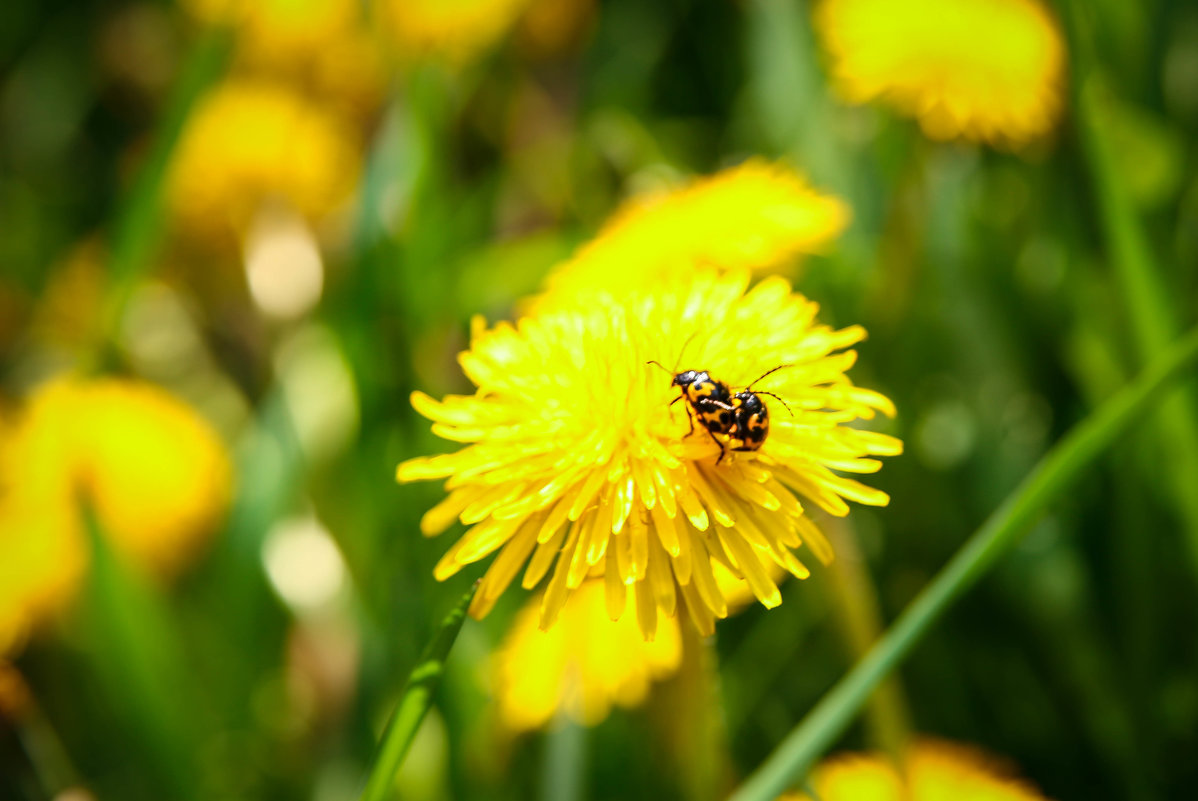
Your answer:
[541,715,588,801]
[822,520,911,764]
[728,323,1198,801]
[95,26,232,364]
[1064,0,1198,589]
[358,584,476,801]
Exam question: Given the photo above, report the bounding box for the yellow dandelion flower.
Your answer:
[784,738,1054,801]
[380,0,534,67]
[538,161,848,309]
[182,0,384,114]
[814,0,1065,146]
[0,378,232,655]
[166,79,360,246]
[397,268,900,638]
[492,579,682,731]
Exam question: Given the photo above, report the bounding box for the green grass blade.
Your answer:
[97,26,232,357]
[80,506,202,801]
[728,323,1198,801]
[358,583,477,801]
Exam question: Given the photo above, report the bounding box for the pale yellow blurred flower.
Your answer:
[783,738,1053,801]
[183,0,384,113]
[815,0,1065,146]
[381,0,535,67]
[538,160,849,309]
[492,579,682,732]
[0,378,231,655]
[166,79,360,247]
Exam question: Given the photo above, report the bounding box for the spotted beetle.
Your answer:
[646,363,737,442]
[648,361,794,464]
[725,365,794,458]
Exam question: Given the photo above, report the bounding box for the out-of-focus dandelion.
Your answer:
[0,378,231,654]
[492,580,682,731]
[183,0,383,113]
[166,79,360,248]
[380,0,534,67]
[782,738,1054,801]
[489,545,778,731]
[397,268,900,639]
[814,0,1065,147]
[538,161,848,309]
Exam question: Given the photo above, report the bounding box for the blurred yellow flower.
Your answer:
[381,0,534,67]
[784,738,1053,801]
[166,79,360,247]
[540,161,848,308]
[183,0,384,114]
[0,378,231,654]
[398,268,900,638]
[815,0,1065,146]
[492,579,682,731]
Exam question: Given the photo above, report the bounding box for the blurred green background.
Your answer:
[2,1,1198,799]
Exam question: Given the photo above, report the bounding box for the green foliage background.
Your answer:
[2,1,1198,799]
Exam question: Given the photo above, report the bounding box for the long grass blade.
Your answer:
[96,26,232,359]
[80,505,202,801]
[358,583,477,801]
[728,323,1198,801]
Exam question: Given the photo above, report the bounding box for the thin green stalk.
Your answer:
[13,704,83,799]
[822,521,911,764]
[541,715,587,801]
[358,584,476,801]
[728,324,1198,801]
[96,26,232,362]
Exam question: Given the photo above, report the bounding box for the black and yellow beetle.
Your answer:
[646,362,737,440]
[648,361,794,463]
[725,364,794,457]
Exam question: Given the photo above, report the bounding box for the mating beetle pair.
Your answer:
[647,361,793,464]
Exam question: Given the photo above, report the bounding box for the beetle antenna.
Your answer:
[745,364,795,391]
[755,391,794,417]
[673,331,700,372]
[646,359,672,375]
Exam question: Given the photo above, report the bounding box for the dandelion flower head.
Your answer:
[492,579,682,732]
[167,79,360,247]
[381,0,534,67]
[815,0,1065,146]
[0,378,231,654]
[784,738,1054,801]
[398,268,900,639]
[538,161,849,310]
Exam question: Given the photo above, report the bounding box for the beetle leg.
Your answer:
[705,424,728,464]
